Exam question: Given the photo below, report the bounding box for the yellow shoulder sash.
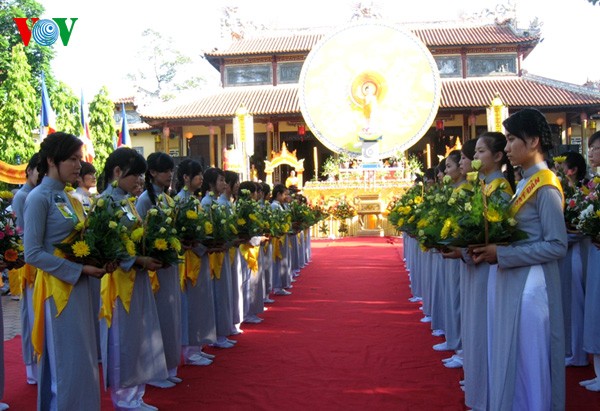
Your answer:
[484,178,514,197]
[509,169,564,217]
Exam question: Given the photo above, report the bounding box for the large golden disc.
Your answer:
[299,21,441,158]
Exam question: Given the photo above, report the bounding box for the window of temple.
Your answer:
[225,64,273,86]
[466,54,517,77]
[277,62,304,84]
[434,56,462,78]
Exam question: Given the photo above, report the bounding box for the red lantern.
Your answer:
[298,125,306,136]
[435,120,444,131]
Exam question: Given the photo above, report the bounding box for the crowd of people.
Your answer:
[0,133,312,410]
[402,108,600,410]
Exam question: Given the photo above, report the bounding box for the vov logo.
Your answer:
[13,18,78,47]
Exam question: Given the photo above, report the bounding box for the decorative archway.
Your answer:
[264,142,305,187]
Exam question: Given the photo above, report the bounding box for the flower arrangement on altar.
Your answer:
[327,198,357,234]
[0,191,23,269]
[173,188,210,247]
[137,196,181,267]
[440,160,525,248]
[54,196,135,267]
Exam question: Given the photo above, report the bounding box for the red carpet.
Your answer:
[2,237,599,410]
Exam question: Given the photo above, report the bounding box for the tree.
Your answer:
[0,43,37,164]
[52,81,79,136]
[88,86,116,173]
[127,29,208,106]
[0,0,55,91]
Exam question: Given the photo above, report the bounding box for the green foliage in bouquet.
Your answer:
[202,202,238,247]
[139,199,181,267]
[441,166,526,247]
[264,206,291,238]
[553,156,580,229]
[288,200,317,232]
[413,177,455,249]
[173,190,209,247]
[575,176,600,243]
[0,191,23,268]
[54,196,136,267]
[233,190,266,239]
[387,184,423,235]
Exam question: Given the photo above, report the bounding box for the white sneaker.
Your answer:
[264,298,275,303]
[420,316,431,323]
[210,341,234,349]
[199,351,215,359]
[244,315,263,324]
[431,329,445,337]
[274,289,291,296]
[433,342,450,351]
[168,376,182,383]
[580,378,598,386]
[444,358,463,368]
[140,401,159,411]
[185,354,213,366]
[0,402,9,411]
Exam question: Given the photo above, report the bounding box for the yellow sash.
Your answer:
[32,193,86,356]
[99,267,136,328]
[239,243,260,274]
[17,263,37,292]
[98,195,145,327]
[148,270,160,293]
[273,237,283,260]
[229,247,236,265]
[209,251,225,279]
[509,169,564,217]
[453,181,473,193]
[483,178,513,197]
[179,249,202,291]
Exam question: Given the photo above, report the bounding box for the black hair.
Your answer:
[239,181,257,195]
[503,108,553,152]
[175,158,203,193]
[26,152,40,179]
[200,167,225,197]
[144,152,175,205]
[79,161,96,177]
[589,131,600,148]
[261,182,271,197]
[425,167,437,182]
[271,183,287,202]
[36,132,83,185]
[224,170,240,200]
[100,147,147,191]
[563,151,587,184]
[461,138,477,161]
[446,150,461,168]
[478,131,516,192]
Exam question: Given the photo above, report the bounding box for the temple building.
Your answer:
[141,20,600,183]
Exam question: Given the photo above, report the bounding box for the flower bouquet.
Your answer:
[553,156,580,232]
[173,190,210,247]
[54,196,136,268]
[441,161,526,248]
[413,176,455,251]
[233,190,266,240]
[137,199,181,267]
[575,176,600,247]
[0,191,24,269]
[202,202,238,251]
[387,184,424,237]
[328,199,357,234]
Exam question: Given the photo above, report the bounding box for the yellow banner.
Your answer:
[0,159,26,184]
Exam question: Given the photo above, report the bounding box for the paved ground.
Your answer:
[1,295,21,341]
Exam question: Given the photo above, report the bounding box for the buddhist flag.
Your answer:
[39,73,56,141]
[79,90,95,163]
[117,103,130,147]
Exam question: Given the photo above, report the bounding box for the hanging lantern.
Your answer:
[435,119,444,131]
[298,125,306,136]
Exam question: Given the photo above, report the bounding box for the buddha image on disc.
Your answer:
[299,21,441,158]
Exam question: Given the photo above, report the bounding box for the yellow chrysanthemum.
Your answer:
[249,214,258,221]
[440,218,452,239]
[397,218,404,227]
[0,191,14,200]
[125,240,136,256]
[109,221,118,229]
[169,237,182,252]
[96,198,105,207]
[553,156,566,164]
[237,218,246,226]
[131,227,144,242]
[417,218,428,229]
[186,210,198,220]
[408,215,415,223]
[595,210,600,219]
[594,176,600,185]
[485,208,503,223]
[154,238,168,251]
[413,196,423,205]
[72,241,90,258]
[204,221,213,235]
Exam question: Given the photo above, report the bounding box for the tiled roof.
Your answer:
[142,76,600,121]
[442,75,600,109]
[205,24,538,57]
[114,96,135,104]
[143,85,299,120]
[128,122,152,131]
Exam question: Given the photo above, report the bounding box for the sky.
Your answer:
[38,0,600,103]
